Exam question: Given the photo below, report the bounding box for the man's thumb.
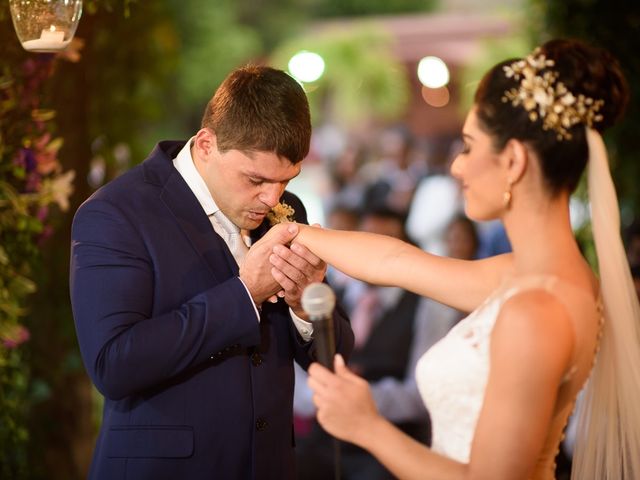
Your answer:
[280,222,298,241]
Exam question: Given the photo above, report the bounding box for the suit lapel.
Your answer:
[144,144,238,280]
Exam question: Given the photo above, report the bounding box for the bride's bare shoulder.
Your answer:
[492,289,575,377]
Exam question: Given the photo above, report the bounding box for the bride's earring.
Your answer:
[503,180,513,209]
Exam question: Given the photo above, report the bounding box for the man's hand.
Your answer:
[269,227,327,319]
[239,223,299,305]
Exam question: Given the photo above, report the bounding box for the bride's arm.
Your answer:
[292,223,511,313]
[361,417,467,480]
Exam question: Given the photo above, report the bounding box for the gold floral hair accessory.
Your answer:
[266,201,295,226]
[502,48,604,140]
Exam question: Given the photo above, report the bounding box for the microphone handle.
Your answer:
[312,314,336,371]
[311,313,341,480]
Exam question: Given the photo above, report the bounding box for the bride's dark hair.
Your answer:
[473,38,629,195]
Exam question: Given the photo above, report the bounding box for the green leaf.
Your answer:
[31,109,56,122]
[8,276,37,296]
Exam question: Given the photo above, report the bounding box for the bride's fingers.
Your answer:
[307,373,325,394]
[334,354,351,375]
[308,361,336,384]
[334,354,362,383]
[308,380,335,410]
[308,368,336,398]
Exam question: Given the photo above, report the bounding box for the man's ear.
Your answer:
[193,128,217,161]
[502,138,528,185]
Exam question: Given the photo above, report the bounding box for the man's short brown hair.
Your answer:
[201,65,311,164]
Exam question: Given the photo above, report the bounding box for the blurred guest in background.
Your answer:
[360,125,427,216]
[405,137,463,255]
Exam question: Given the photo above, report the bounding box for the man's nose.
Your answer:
[260,183,284,208]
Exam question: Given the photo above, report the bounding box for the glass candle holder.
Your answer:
[10,0,83,53]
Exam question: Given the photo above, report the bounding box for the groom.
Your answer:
[70,65,353,480]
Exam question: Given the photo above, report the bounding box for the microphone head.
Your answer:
[301,283,336,319]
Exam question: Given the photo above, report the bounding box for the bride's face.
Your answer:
[450,108,511,221]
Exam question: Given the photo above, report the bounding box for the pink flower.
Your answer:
[33,133,62,175]
[2,325,31,349]
[36,205,49,222]
[38,225,54,244]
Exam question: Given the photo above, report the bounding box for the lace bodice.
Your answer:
[416,275,601,477]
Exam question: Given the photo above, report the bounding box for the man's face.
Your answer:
[199,133,302,230]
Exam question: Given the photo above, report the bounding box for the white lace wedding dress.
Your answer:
[416,275,601,479]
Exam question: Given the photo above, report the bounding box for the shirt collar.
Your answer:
[172,137,219,216]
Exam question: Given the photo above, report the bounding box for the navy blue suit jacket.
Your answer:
[70,141,353,480]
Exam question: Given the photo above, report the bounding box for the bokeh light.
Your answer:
[288,51,326,83]
[421,85,450,107]
[417,56,450,88]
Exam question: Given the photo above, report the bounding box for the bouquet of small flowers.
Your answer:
[266,201,295,226]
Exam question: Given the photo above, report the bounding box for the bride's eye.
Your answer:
[461,143,470,155]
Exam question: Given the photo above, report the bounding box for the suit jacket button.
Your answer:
[251,352,263,366]
[255,418,268,431]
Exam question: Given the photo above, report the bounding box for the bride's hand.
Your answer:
[307,354,380,447]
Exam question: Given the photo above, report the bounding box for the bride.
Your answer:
[268,39,640,479]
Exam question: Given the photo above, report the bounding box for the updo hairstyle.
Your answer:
[474,39,629,195]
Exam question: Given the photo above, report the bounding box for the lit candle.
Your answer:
[21,26,69,52]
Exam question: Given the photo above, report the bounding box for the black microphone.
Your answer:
[302,282,342,480]
[301,282,337,371]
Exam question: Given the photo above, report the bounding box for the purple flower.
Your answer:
[36,206,49,222]
[25,171,42,193]
[18,148,37,173]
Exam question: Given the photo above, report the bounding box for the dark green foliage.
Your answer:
[530,0,640,221]
[308,0,437,18]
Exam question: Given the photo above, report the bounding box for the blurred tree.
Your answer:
[458,33,531,113]
[308,0,437,18]
[157,0,262,141]
[524,0,640,273]
[529,0,640,221]
[0,7,79,479]
[271,25,410,127]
